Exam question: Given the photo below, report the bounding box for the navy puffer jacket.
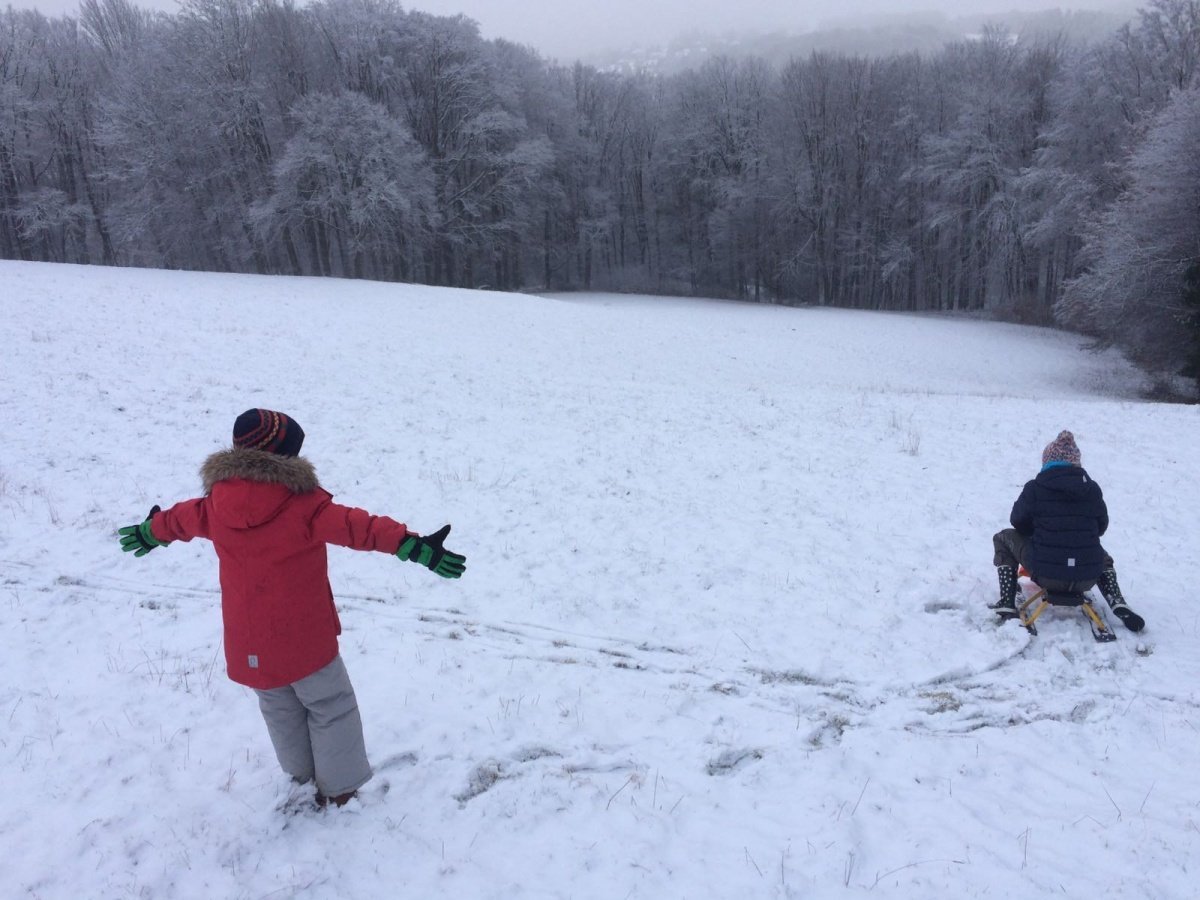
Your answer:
[1011,464,1108,584]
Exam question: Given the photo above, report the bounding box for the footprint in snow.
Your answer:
[455,746,563,805]
[455,759,511,805]
[923,599,962,613]
[706,748,763,776]
[375,751,419,771]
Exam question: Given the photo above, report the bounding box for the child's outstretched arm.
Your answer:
[118,499,214,557]
[310,498,466,579]
[147,499,211,545]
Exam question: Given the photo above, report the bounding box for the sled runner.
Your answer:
[1016,583,1116,642]
[996,567,1118,642]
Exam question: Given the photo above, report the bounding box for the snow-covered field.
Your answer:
[2,259,1198,899]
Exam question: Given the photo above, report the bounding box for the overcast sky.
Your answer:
[17,0,1134,60]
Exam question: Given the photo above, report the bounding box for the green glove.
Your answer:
[396,524,465,579]
[118,505,169,557]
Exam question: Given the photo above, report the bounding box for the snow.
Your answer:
[2,259,1198,899]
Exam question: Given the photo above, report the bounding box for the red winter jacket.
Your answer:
[150,449,411,689]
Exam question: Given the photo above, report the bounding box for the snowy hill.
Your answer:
[2,260,1197,899]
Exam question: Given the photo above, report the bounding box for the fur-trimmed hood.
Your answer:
[199,449,322,530]
[201,448,320,495]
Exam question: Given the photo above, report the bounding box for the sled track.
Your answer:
[33,571,1161,744]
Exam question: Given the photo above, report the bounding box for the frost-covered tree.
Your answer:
[393,12,539,286]
[1,10,45,260]
[253,90,434,280]
[912,29,1060,312]
[1182,261,1200,376]
[1018,46,1126,319]
[1059,84,1200,376]
[551,64,633,290]
[775,51,927,309]
[681,56,778,301]
[1,8,112,262]
[776,51,853,306]
[1020,1,1200,326]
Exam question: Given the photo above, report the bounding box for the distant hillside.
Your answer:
[587,7,1137,73]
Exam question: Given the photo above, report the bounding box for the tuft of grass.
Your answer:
[32,484,61,525]
[920,690,962,713]
[902,428,922,456]
[887,408,922,455]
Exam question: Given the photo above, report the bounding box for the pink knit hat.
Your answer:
[1042,430,1081,466]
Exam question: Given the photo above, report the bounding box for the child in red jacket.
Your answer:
[118,409,465,807]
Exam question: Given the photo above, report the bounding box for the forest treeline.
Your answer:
[3,0,1199,381]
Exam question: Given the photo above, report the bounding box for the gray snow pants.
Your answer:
[254,654,372,797]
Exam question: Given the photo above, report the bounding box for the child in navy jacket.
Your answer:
[991,430,1143,632]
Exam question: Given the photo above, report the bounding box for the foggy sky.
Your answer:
[15,0,1134,60]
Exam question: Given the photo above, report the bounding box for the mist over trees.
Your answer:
[2,0,1199,382]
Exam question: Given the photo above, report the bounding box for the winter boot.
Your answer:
[989,565,1019,613]
[316,790,357,809]
[1097,569,1145,632]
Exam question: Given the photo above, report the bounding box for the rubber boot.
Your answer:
[1097,568,1145,632]
[1097,569,1126,607]
[989,565,1018,611]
